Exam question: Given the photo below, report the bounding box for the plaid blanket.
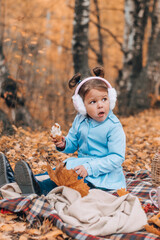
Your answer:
[0,170,159,240]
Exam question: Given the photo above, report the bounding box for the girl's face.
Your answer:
[84,89,110,122]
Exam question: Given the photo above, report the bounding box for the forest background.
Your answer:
[0,1,160,238]
[0,0,159,134]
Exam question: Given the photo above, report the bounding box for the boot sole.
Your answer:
[0,152,9,187]
[15,161,36,195]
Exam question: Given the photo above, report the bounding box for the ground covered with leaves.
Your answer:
[0,108,159,239]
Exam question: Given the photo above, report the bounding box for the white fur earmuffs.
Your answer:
[72,76,117,115]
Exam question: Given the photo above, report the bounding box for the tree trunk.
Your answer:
[129,33,160,112]
[0,0,15,134]
[89,0,103,65]
[0,43,34,131]
[128,0,160,112]
[72,0,90,76]
[116,0,150,115]
[0,44,15,134]
[0,0,35,131]
[0,109,15,136]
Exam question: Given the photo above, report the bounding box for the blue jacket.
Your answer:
[60,110,126,190]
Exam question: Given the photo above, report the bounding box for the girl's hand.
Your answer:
[50,135,66,150]
[74,165,88,178]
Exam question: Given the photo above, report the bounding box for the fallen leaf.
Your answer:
[47,163,90,197]
[19,235,29,240]
[148,212,160,227]
[117,188,129,197]
[26,228,41,235]
[5,214,18,221]
[0,232,12,240]
[0,224,14,232]
[145,224,160,236]
[40,230,63,239]
[12,222,27,233]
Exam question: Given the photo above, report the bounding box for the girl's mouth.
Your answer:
[98,112,105,117]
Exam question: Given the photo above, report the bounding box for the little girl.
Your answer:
[0,67,126,195]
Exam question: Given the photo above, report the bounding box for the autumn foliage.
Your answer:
[0,109,159,238]
[117,188,129,197]
[47,162,90,197]
[145,212,160,236]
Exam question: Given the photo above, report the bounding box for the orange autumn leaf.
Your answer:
[47,163,90,197]
[145,224,160,236]
[145,212,160,236]
[148,212,160,227]
[117,188,129,197]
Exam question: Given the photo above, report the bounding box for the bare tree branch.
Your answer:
[90,19,123,51]
[89,43,99,55]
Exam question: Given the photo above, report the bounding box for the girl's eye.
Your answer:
[90,100,96,104]
[102,98,107,101]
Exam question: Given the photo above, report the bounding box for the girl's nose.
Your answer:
[97,101,103,108]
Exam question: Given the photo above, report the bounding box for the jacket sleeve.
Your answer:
[83,123,126,177]
[58,115,79,154]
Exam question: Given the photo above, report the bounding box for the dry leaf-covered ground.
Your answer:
[0,108,159,239]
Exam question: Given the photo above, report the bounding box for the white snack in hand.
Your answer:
[51,123,62,141]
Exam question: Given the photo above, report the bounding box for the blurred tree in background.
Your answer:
[72,0,90,76]
[0,0,159,135]
[117,0,160,115]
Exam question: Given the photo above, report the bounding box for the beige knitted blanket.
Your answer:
[46,186,147,236]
